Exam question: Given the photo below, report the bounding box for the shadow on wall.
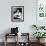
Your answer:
[2,28,11,34]
[0,28,11,42]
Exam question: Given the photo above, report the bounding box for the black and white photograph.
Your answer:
[11,6,24,22]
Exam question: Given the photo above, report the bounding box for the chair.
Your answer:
[18,33,30,46]
[4,33,18,46]
[4,27,19,46]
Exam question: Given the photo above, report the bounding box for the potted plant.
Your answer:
[33,32,46,43]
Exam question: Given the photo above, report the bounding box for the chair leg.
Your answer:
[4,41,7,46]
[4,33,7,46]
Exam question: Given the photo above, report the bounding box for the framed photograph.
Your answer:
[11,6,24,22]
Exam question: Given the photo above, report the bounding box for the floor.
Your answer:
[0,42,46,46]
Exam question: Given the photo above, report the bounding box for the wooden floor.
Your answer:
[0,42,46,46]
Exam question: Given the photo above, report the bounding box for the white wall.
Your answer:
[0,0,37,42]
[0,0,36,34]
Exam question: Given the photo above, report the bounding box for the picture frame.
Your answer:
[11,6,24,22]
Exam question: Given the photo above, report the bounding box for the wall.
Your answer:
[0,0,36,42]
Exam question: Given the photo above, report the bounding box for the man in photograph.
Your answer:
[13,8,23,20]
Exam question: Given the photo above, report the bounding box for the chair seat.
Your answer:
[6,33,17,36]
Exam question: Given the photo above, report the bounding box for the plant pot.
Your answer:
[37,39,40,43]
[40,38,45,43]
[37,39,45,44]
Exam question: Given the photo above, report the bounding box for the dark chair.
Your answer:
[4,27,19,46]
